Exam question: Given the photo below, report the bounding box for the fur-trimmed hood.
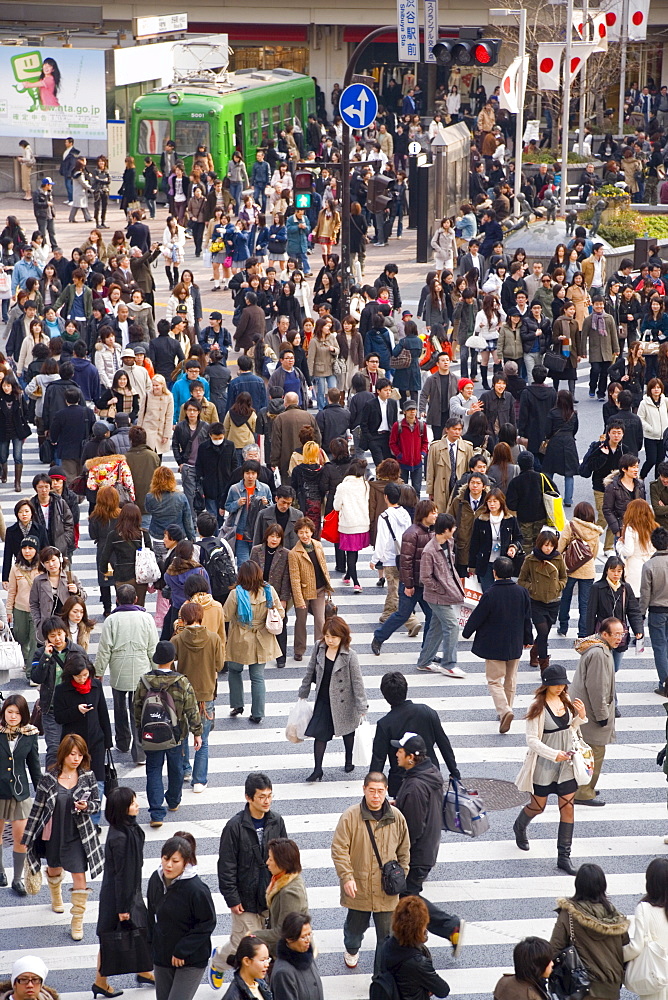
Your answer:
[85,453,125,471]
[265,870,301,906]
[574,634,609,655]
[555,897,629,936]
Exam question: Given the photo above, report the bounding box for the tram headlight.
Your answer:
[167,92,181,106]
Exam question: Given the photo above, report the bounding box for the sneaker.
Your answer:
[149,820,163,828]
[207,949,224,991]
[343,951,359,968]
[588,392,596,399]
[192,783,206,793]
[441,666,466,678]
[432,653,443,663]
[416,663,444,673]
[342,577,351,586]
[182,772,192,784]
[168,805,180,812]
[407,623,422,638]
[353,584,362,593]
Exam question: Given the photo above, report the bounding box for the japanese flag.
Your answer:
[602,0,624,41]
[499,56,528,115]
[592,12,609,50]
[572,10,585,36]
[568,42,599,84]
[537,43,564,91]
[628,0,650,40]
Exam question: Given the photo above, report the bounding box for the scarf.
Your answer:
[71,676,92,694]
[532,546,557,561]
[236,585,253,625]
[593,311,608,337]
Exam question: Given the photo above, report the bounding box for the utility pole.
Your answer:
[560,0,575,219]
[618,0,629,134]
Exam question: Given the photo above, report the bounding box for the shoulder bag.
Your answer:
[364,819,406,896]
[135,535,160,584]
[381,511,402,568]
[391,346,412,370]
[563,523,594,574]
[549,911,591,1000]
[571,728,595,785]
[104,748,118,795]
[263,584,283,635]
[543,348,568,374]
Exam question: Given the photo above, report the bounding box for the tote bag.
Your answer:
[625,906,668,996]
[540,473,565,531]
[135,537,160,585]
[100,920,152,977]
[263,585,283,635]
[352,718,374,768]
[571,729,595,785]
[0,627,25,673]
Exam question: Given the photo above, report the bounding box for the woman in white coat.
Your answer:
[638,378,668,479]
[333,458,370,593]
[623,858,668,1000]
[430,217,457,276]
[474,293,505,391]
[513,663,586,875]
[617,498,657,597]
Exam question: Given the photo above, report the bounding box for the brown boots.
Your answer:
[14,463,22,492]
[529,644,539,667]
[70,887,89,940]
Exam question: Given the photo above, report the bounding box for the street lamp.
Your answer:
[489,7,527,216]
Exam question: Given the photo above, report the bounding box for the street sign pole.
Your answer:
[340,26,397,316]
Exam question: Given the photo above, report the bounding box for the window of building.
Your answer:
[113,79,161,123]
[174,121,211,158]
[229,46,308,75]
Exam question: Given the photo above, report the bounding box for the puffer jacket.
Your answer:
[399,521,434,590]
[419,534,465,605]
[550,897,629,1000]
[333,475,371,534]
[86,454,135,501]
[517,551,567,603]
[557,517,603,579]
[638,394,668,440]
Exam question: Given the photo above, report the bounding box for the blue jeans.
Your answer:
[228,661,266,718]
[182,700,215,786]
[229,181,243,214]
[648,611,668,684]
[559,576,593,635]
[92,780,104,828]
[550,474,574,505]
[205,496,225,526]
[479,566,495,593]
[374,583,432,645]
[417,602,459,670]
[145,743,184,822]
[235,539,252,564]
[313,374,337,410]
[298,252,311,275]
[65,176,73,202]
[0,438,23,464]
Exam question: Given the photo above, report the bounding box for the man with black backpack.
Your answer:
[133,639,202,828]
[195,512,238,606]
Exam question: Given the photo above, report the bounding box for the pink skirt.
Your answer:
[338,531,370,552]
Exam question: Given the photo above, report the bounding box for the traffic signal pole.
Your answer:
[340,26,396,316]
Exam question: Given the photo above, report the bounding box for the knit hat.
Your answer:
[458,378,474,392]
[12,956,48,985]
[93,420,110,439]
[503,361,519,376]
[48,466,67,481]
[153,640,176,665]
[20,535,40,550]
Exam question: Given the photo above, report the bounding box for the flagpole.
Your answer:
[560,0,575,218]
[491,7,527,216]
[618,0,628,134]
[577,0,589,155]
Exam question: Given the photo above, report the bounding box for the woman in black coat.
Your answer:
[0,694,41,896]
[540,390,579,507]
[94,786,152,997]
[271,912,324,1000]
[381,896,451,1000]
[276,283,303,330]
[53,651,112,791]
[147,833,216,1000]
[2,499,48,583]
[468,489,523,591]
[0,375,31,488]
[585,556,644,674]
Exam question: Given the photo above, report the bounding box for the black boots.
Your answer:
[480,366,490,390]
[1,463,7,483]
[513,809,532,850]
[557,821,577,875]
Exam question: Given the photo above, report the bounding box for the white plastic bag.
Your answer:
[285,699,313,744]
[463,575,482,609]
[352,718,374,768]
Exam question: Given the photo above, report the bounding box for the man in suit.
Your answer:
[425,417,474,512]
[582,296,619,400]
[361,379,398,467]
[459,239,485,280]
[419,353,459,441]
[581,243,607,297]
[59,137,76,204]
[110,255,140,302]
[126,210,152,253]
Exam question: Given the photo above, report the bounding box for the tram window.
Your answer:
[283,103,292,127]
[174,121,210,158]
[272,106,281,134]
[249,111,259,147]
[294,98,303,130]
[306,96,316,117]
[138,120,170,155]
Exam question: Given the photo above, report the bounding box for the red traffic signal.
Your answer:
[433,30,501,67]
[294,170,313,191]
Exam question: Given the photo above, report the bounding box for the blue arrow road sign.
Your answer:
[339,83,378,130]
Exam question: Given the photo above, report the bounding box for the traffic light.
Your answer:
[432,29,502,67]
[294,169,313,209]
[367,174,393,215]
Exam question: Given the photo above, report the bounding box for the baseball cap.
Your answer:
[390,732,427,754]
[402,399,417,412]
[41,177,53,186]
[121,347,135,358]
[153,640,176,665]
[209,311,223,321]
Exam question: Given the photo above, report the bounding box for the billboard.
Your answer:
[0,45,106,140]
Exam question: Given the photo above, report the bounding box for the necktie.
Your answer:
[449,443,457,492]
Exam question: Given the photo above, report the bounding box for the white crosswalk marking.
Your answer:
[0,433,665,1000]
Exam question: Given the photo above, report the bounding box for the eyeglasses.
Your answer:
[15,978,43,985]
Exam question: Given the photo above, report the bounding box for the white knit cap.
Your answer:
[11,956,48,985]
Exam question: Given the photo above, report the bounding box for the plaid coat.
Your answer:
[22,770,103,877]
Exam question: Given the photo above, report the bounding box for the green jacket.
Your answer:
[133,668,202,742]
[54,283,93,320]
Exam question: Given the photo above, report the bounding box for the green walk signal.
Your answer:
[295,192,311,208]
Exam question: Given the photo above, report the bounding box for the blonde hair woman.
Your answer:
[137,375,174,459]
[617,498,657,597]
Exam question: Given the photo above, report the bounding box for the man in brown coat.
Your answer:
[124,426,160,517]
[234,291,266,353]
[270,393,321,484]
[331,771,410,974]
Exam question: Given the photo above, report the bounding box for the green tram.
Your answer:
[129,68,315,184]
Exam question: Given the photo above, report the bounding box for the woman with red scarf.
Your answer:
[53,650,112,826]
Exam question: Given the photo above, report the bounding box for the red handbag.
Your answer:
[321,509,340,544]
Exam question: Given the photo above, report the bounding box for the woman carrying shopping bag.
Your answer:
[297,615,367,783]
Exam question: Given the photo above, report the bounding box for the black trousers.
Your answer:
[402,865,459,939]
[369,432,391,467]
[37,216,56,245]
[589,361,609,397]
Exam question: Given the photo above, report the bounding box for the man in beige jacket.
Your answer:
[425,417,474,512]
[331,771,410,974]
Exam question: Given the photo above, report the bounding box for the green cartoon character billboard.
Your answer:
[11,50,61,111]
